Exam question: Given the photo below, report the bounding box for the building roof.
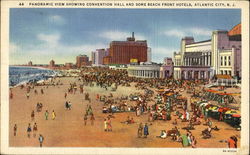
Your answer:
[228,23,241,36]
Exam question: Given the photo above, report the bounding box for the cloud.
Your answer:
[48,15,65,25]
[163,27,212,38]
[10,32,107,64]
[164,29,185,38]
[9,42,20,53]
[151,47,178,63]
[37,33,61,45]
[99,30,146,41]
[189,28,211,36]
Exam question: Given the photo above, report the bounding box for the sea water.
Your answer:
[9,66,57,87]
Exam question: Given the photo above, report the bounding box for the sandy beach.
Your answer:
[9,76,241,148]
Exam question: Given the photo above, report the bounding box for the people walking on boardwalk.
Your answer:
[38,134,44,147]
[27,123,32,138]
[143,123,149,138]
[33,123,38,137]
[90,114,95,125]
[13,124,17,136]
[52,110,56,120]
[45,110,49,120]
[84,114,88,125]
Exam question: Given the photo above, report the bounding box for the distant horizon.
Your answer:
[10,8,241,65]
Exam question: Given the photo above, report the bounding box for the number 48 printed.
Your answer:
[19,2,24,6]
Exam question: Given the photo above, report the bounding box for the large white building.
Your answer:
[91,48,109,66]
[127,62,161,78]
[173,24,241,80]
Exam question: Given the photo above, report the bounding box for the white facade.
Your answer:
[173,27,241,80]
[147,47,152,62]
[127,62,161,78]
[92,49,109,66]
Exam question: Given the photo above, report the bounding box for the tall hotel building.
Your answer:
[91,48,109,66]
[76,54,89,68]
[173,24,241,80]
[103,32,148,65]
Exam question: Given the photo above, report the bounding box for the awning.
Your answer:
[207,89,218,93]
[216,74,232,79]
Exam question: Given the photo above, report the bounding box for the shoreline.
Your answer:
[9,66,59,88]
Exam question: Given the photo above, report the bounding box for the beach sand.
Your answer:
[9,77,240,148]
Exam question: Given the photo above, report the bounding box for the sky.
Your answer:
[10,8,241,65]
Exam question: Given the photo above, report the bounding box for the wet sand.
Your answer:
[9,77,240,148]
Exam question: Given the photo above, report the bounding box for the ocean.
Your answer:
[9,66,57,87]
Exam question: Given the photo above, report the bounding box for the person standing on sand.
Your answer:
[191,135,197,148]
[45,110,49,120]
[33,123,38,137]
[64,92,67,99]
[96,94,99,101]
[10,90,13,99]
[52,110,56,120]
[143,123,149,138]
[38,134,44,147]
[27,123,32,138]
[14,124,17,136]
[107,117,112,131]
[137,123,143,138]
[90,114,95,125]
[31,110,35,121]
[104,119,107,131]
[26,93,30,99]
[228,136,237,148]
[84,114,88,126]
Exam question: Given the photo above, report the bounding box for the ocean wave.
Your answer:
[9,66,57,87]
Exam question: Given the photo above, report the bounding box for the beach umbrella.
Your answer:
[232,114,241,118]
[225,110,240,115]
[218,107,230,113]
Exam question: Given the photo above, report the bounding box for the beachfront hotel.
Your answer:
[173,23,241,80]
[103,32,149,65]
[91,48,110,66]
[76,54,90,68]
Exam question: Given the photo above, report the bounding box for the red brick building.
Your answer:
[76,55,89,68]
[103,32,148,65]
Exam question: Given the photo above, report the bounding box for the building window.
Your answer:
[221,56,223,66]
[225,71,227,75]
[221,71,223,75]
[228,56,231,66]
[229,71,231,76]
[224,56,227,66]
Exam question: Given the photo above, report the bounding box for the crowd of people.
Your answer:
[10,67,240,148]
